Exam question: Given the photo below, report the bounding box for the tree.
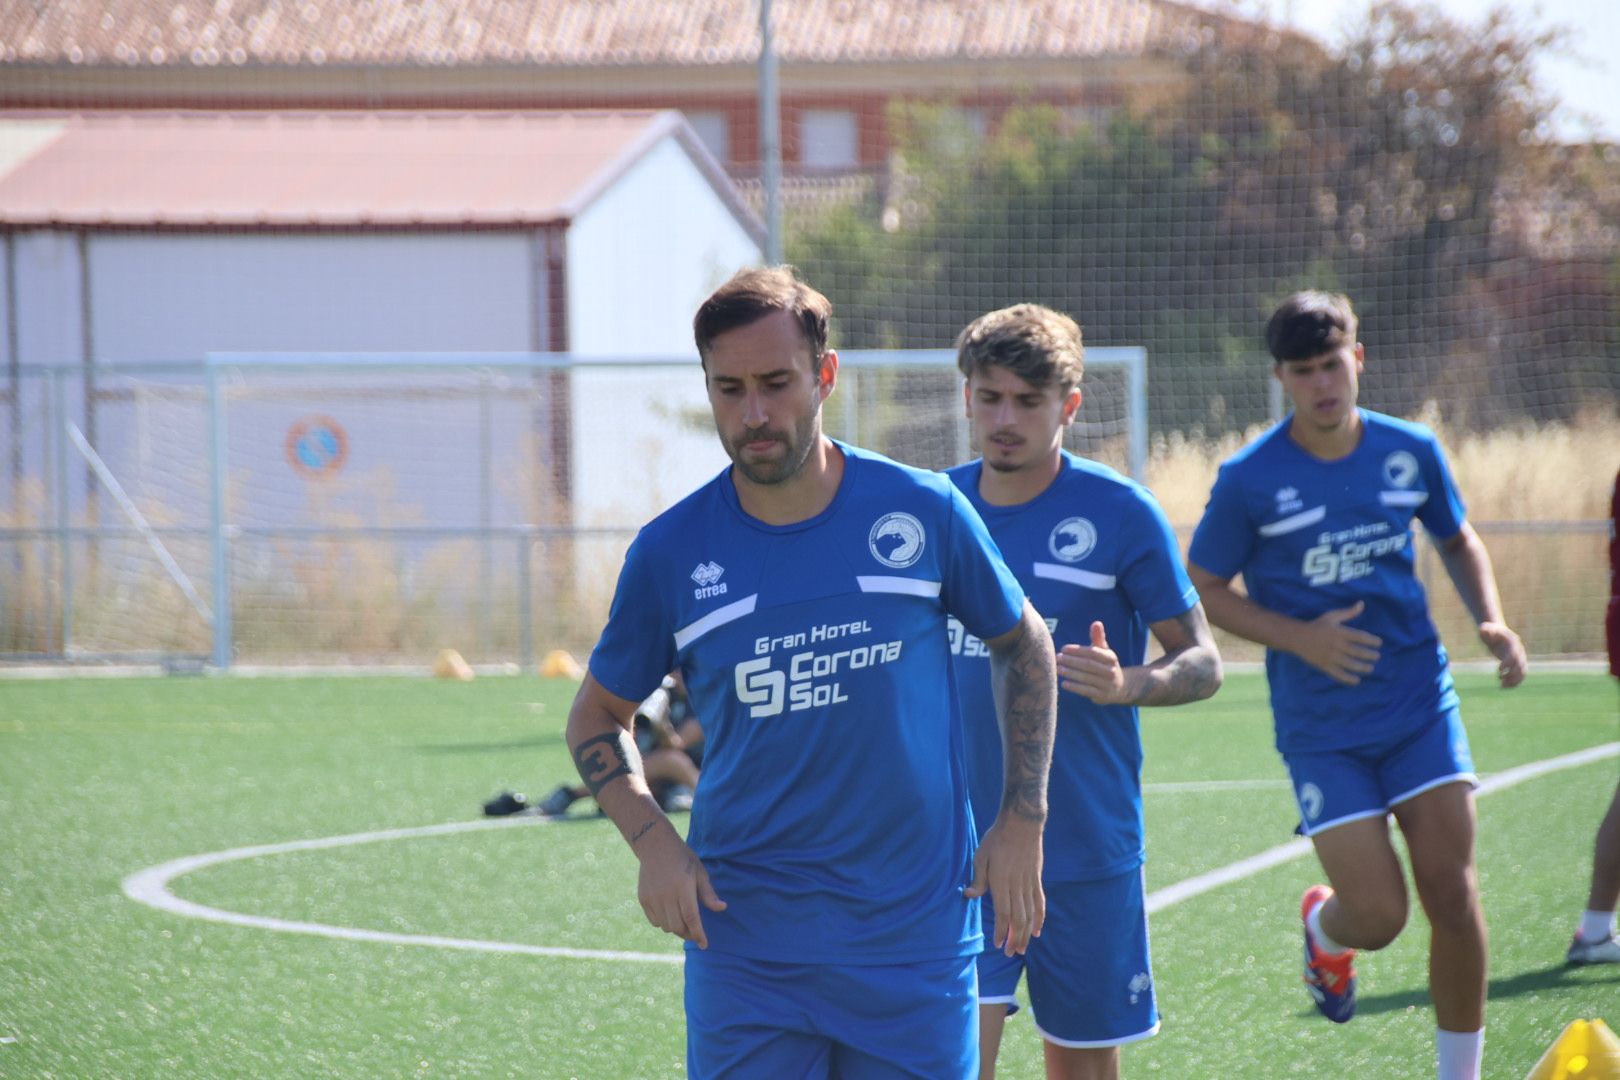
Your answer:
[788,1,1616,433]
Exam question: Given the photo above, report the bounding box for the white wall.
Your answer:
[87,232,535,359]
[9,231,541,529]
[13,230,85,369]
[566,134,760,524]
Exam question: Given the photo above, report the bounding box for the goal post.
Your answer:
[197,347,1150,669]
[832,347,1148,483]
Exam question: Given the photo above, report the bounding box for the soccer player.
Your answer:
[529,673,704,817]
[1186,291,1527,1080]
[565,267,1058,1078]
[1566,465,1620,965]
[946,304,1223,1080]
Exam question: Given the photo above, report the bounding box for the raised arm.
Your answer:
[566,672,725,947]
[964,601,1057,955]
[1436,523,1527,688]
[1057,604,1224,707]
[1187,563,1383,686]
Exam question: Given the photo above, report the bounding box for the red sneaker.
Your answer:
[1301,885,1357,1023]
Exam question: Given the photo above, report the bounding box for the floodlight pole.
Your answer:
[758,0,784,264]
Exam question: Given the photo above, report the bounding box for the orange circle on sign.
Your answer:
[285,415,349,478]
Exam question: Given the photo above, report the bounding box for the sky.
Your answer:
[1263,0,1618,141]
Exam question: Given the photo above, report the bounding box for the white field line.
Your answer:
[1145,741,1620,914]
[120,816,684,966]
[122,742,1620,964]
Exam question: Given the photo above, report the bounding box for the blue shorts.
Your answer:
[1284,704,1477,837]
[684,949,978,1079]
[978,871,1160,1048]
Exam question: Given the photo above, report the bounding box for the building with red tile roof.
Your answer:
[0,1,1269,170]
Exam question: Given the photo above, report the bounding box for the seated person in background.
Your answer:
[525,672,703,817]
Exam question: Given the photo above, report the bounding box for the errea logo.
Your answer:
[691,561,727,600]
[1276,486,1303,514]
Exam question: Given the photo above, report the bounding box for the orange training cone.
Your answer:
[539,649,584,680]
[432,648,475,681]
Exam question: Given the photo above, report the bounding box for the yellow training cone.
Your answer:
[432,648,475,681]
[1525,1019,1620,1079]
[539,649,584,680]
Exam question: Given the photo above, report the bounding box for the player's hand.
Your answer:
[1057,621,1131,705]
[633,818,726,949]
[1479,621,1527,688]
[965,814,1045,956]
[1296,601,1382,685]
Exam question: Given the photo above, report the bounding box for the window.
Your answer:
[800,109,859,168]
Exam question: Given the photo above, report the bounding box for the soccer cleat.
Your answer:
[536,785,577,818]
[1301,885,1358,1023]
[482,790,529,817]
[1566,932,1620,966]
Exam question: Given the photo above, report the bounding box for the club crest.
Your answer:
[869,512,926,569]
[1383,451,1419,489]
[1049,517,1098,563]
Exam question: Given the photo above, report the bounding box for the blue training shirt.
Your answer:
[1187,409,1467,754]
[947,452,1199,882]
[589,440,1026,965]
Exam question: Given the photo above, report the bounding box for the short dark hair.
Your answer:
[693,265,832,370]
[1266,291,1358,362]
[955,304,1085,394]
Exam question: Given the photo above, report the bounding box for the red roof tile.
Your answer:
[0,110,737,227]
[0,0,1235,69]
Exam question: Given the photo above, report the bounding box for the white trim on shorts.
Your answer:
[977,994,1019,1006]
[1388,771,1479,808]
[1299,806,1387,838]
[1035,1019,1162,1050]
[1302,773,1480,837]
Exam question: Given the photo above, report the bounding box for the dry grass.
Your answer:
[1146,405,1619,525]
[5,409,1615,662]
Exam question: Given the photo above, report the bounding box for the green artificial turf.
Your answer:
[0,672,1614,1078]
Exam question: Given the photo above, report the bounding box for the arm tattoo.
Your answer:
[991,612,1057,823]
[1136,609,1223,707]
[572,730,638,797]
[628,819,659,846]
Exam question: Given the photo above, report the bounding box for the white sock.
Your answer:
[1436,1028,1483,1080]
[1578,909,1616,943]
[1307,899,1351,955]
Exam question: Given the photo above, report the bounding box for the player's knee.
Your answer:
[1341,891,1407,948]
[1361,909,1406,950]
[1414,869,1481,933]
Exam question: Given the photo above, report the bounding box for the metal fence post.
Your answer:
[479,368,493,660]
[51,367,71,657]
[516,527,535,674]
[207,360,232,671]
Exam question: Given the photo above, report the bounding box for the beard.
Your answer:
[982,432,1031,473]
[721,407,821,486]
